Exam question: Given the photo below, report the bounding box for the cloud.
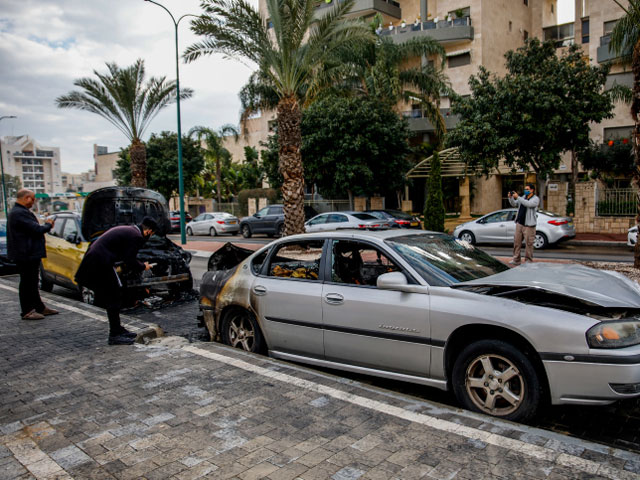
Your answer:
[0,0,258,174]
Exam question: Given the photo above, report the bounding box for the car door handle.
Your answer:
[325,293,344,305]
[253,285,267,296]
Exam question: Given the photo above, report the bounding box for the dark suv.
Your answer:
[239,204,318,238]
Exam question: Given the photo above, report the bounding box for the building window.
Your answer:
[551,3,554,14]
[523,0,528,5]
[523,30,529,40]
[509,21,512,32]
[604,126,633,141]
[604,20,617,36]
[581,17,589,43]
[447,52,471,68]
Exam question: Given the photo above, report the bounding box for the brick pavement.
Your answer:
[1,280,640,480]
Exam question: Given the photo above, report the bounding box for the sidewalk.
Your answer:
[1,281,639,479]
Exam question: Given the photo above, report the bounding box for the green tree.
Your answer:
[189,125,239,205]
[56,59,192,187]
[610,0,640,266]
[302,96,410,207]
[186,0,372,235]
[114,131,204,200]
[423,151,445,232]
[448,39,615,204]
[238,146,264,189]
[580,138,635,182]
[260,134,283,191]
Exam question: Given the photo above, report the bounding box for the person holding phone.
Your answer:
[508,183,540,265]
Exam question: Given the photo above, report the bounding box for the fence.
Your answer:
[596,187,637,217]
[212,202,243,217]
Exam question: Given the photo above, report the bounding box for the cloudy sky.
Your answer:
[0,0,258,173]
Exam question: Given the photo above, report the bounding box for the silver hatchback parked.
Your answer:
[198,231,640,422]
[453,208,575,249]
[186,212,240,236]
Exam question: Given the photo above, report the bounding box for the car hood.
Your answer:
[455,263,640,308]
[82,187,172,240]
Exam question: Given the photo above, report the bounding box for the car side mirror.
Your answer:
[476,218,485,224]
[377,272,429,294]
[65,233,77,243]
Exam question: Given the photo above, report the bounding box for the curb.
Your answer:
[565,240,629,248]
[134,325,165,344]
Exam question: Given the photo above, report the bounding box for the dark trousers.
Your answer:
[94,281,124,336]
[16,259,45,317]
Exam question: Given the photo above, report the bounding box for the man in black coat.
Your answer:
[7,189,59,320]
[75,217,158,345]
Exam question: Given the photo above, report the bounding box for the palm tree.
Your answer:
[186,0,372,235]
[189,125,239,204]
[610,0,640,266]
[56,59,192,188]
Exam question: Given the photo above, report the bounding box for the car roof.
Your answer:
[282,229,441,242]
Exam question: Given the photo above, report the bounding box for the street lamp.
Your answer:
[144,0,196,245]
[0,115,17,219]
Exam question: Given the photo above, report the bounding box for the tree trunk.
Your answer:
[277,94,305,236]
[569,149,578,216]
[216,157,222,205]
[632,38,640,267]
[130,139,147,188]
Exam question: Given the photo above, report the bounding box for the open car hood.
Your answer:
[455,263,640,308]
[81,187,172,240]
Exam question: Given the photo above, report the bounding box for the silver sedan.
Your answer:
[186,212,240,236]
[198,231,640,422]
[305,211,391,232]
[453,209,575,249]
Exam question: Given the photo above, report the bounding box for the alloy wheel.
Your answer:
[227,313,255,351]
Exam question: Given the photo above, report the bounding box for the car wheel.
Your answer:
[187,227,193,236]
[210,227,217,237]
[459,231,476,245]
[221,309,264,353]
[241,224,252,239]
[533,232,548,249]
[452,339,541,422]
[80,286,95,305]
[39,267,54,292]
[277,223,285,237]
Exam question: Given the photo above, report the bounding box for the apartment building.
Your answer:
[0,135,62,195]
[229,0,631,214]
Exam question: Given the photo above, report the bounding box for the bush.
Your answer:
[237,188,279,216]
[423,152,445,232]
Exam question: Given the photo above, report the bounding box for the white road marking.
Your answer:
[183,345,637,480]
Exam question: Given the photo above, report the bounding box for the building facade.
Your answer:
[0,135,62,195]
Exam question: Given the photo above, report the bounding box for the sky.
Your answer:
[0,0,258,174]
[0,0,573,175]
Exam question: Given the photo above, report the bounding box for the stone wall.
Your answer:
[574,182,634,234]
[546,182,568,215]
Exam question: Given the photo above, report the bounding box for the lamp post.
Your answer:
[0,115,17,219]
[144,0,196,245]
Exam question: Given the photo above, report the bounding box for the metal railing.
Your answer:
[596,187,637,217]
[379,16,471,36]
[543,22,575,48]
[317,0,400,9]
[600,34,611,46]
[212,202,243,217]
[305,199,351,213]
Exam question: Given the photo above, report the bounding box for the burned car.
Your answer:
[199,230,640,422]
[41,187,193,304]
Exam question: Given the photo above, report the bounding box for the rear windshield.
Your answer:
[538,210,560,217]
[385,210,413,220]
[352,213,376,220]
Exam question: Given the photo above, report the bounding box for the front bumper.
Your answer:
[125,272,191,287]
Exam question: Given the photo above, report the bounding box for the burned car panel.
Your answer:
[198,230,640,422]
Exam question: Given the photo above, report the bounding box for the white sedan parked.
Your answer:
[305,212,391,232]
[186,212,240,236]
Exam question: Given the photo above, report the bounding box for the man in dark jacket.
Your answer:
[75,217,158,345]
[7,189,59,320]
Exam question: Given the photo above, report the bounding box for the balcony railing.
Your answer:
[543,22,575,48]
[317,0,400,9]
[380,16,471,36]
[402,108,460,132]
[597,34,620,63]
[379,16,473,44]
[315,0,401,20]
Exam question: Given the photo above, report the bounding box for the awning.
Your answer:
[35,193,49,198]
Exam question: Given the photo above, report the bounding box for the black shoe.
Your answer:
[114,328,137,339]
[108,334,135,345]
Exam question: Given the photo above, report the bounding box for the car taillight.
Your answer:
[548,220,568,226]
[395,220,410,225]
[358,224,366,229]
[371,224,380,228]
[217,221,225,224]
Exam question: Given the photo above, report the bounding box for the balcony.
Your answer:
[402,108,460,132]
[316,0,401,20]
[379,16,473,45]
[543,22,575,48]
[597,34,621,63]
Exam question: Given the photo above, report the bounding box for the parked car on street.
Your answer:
[0,219,17,275]
[240,204,318,238]
[305,211,391,232]
[40,187,193,304]
[186,212,239,236]
[366,209,422,229]
[628,226,637,247]
[169,210,193,232]
[198,230,640,422]
[453,208,575,249]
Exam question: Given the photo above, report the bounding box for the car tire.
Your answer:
[241,224,252,239]
[459,231,476,245]
[186,227,193,236]
[39,266,54,292]
[533,232,548,250]
[277,223,285,237]
[80,286,95,305]
[452,339,541,422]
[221,309,264,353]
[210,227,217,237]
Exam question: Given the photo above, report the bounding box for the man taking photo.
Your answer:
[508,183,540,266]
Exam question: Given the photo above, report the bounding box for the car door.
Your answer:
[42,216,67,279]
[474,211,512,243]
[200,214,214,234]
[264,206,283,234]
[251,239,325,358]
[321,239,431,377]
[305,214,330,233]
[324,213,350,231]
[251,207,270,233]
[504,210,518,240]
[192,213,205,234]
[56,217,88,286]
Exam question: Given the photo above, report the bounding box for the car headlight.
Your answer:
[587,320,640,349]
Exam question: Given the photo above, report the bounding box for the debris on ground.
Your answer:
[581,262,640,284]
[122,288,199,313]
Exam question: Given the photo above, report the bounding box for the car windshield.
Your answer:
[386,210,413,220]
[386,234,509,286]
[352,213,376,220]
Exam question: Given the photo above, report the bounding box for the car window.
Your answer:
[368,211,386,220]
[328,214,348,223]
[255,207,269,217]
[484,211,510,223]
[331,240,400,286]
[308,215,328,225]
[267,240,323,281]
[507,211,517,221]
[204,214,213,220]
[352,213,376,220]
[251,249,269,275]
[538,210,559,217]
[194,214,205,222]
[386,210,413,220]
[268,206,283,215]
[62,218,78,240]
[49,217,65,237]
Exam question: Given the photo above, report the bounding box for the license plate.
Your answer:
[228,220,237,224]
[411,222,419,227]
[568,221,573,227]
